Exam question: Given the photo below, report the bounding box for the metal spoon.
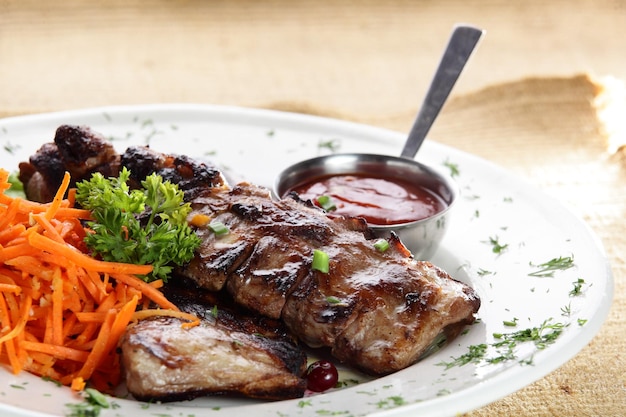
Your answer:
[400,24,484,159]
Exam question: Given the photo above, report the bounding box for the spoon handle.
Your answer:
[400,25,484,159]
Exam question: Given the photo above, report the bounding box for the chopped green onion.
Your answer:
[503,318,518,327]
[312,249,330,273]
[208,221,229,236]
[326,295,349,307]
[316,195,337,212]
[326,296,342,304]
[84,388,109,408]
[373,238,390,252]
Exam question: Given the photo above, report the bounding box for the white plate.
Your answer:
[0,104,613,417]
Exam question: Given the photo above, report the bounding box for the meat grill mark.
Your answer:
[227,235,308,319]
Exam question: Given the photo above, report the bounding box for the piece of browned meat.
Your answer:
[18,125,121,202]
[120,284,307,402]
[179,183,480,375]
[18,124,225,202]
[120,145,226,200]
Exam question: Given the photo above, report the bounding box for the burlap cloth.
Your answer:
[1,1,625,415]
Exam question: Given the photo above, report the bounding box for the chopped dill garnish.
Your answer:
[561,303,572,317]
[493,318,565,350]
[484,235,508,254]
[41,375,62,387]
[528,255,575,277]
[477,268,495,276]
[569,278,586,296]
[3,141,19,154]
[318,138,341,153]
[438,344,488,370]
[336,378,360,388]
[442,159,460,177]
[437,318,566,369]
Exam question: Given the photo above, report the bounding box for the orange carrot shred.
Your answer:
[0,283,21,294]
[71,376,86,392]
[131,308,201,329]
[76,309,116,381]
[44,171,71,221]
[0,168,196,393]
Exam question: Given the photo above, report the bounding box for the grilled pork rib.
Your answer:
[121,285,307,402]
[179,183,480,374]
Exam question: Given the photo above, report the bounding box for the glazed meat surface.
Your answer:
[120,285,307,402]
[179,183,481,374]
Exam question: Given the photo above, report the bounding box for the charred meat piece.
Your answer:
[180,183,481,375]
[120,284,307,402]
[17,125,225,203]
[17,142,64,203]
[53,124,120,179]
[121,146,225,200]
[18,125,120,202]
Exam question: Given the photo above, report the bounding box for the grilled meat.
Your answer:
[18,125,225,203]
[121,284,307,402]
[178,183,480,374]
[18,125,120,202]
[120,145,226,200]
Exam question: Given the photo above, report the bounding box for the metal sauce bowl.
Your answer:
[274,25,482,259]
[274,153,458,260]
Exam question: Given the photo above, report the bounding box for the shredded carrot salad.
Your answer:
[0,169,199,393]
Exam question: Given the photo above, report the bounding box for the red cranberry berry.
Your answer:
[306,360,339,392]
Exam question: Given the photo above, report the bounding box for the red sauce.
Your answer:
[287,174,447,225]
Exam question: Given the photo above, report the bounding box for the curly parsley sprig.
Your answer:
[75,167,201,282]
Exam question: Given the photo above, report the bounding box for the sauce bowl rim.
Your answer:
[273,152,459,228]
